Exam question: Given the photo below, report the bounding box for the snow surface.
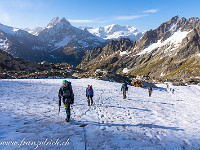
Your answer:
[0,79,200,150]
[137,30,190,55]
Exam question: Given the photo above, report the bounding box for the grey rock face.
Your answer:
[79,16,200,80]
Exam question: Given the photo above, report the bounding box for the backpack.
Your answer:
[62,86,71,98]
[149,87,152,91]
[125,84,128,91]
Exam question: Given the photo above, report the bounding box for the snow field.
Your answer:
[0,79,200,150]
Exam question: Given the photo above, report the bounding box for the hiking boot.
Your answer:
[65,118,69,122]
[91,102,93,105]
[88,104,90,106]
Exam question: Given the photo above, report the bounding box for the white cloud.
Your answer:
[115,14,149,21]
[143,9,159,13]
[68,19,94,23]
[69,17,109,23]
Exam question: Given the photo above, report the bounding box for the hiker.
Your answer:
[86,85,94,106]
[121,83,128,99]
[172,89,175,94]
[167,83,169,89]
[58,80,74,122]
[148,86,153,97]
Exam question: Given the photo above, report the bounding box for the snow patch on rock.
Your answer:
[55,36,73,47]
[137,30,190,55]
[122,68,130,73]
[0,39,9,49]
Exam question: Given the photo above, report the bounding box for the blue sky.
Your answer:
[0,0,200,31]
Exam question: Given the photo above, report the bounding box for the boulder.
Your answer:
[131,80,143,87]
[131,80,157,88]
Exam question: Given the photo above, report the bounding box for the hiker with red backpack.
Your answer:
[58,80,74,122]
[86,85,94,106]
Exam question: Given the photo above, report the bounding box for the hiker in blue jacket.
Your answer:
[86,85,94,106]
[172,89,175,94]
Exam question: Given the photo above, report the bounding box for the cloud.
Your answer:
[68,19,94,23]
[115,14,149,21]
[143,9,159,13]
[69,18,109,23]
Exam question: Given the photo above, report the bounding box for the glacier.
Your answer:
[0,79,200,149]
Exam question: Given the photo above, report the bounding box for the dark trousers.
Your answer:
[64,103,70,119]
[87,95,93,105]
[123,90,126,99]
[149,91,152,97]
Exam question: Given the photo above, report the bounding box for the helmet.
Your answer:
[63,80,68,84]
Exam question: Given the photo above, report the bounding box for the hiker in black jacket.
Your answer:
[148,86,153,97]
[58,80,74,122]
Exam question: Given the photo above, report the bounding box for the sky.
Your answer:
[0,0,200,31]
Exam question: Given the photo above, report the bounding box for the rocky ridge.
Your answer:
[0,49,80,79]
[79,16,200,82]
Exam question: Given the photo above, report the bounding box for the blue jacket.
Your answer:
[86,87,94,95]
[121,84,128,91]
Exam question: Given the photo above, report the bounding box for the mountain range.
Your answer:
[0,16,200,80]
[79,16,200,79]
[0,17,144,66]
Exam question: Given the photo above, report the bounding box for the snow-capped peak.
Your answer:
[103,24,137,34]
[80,24,144,41]
[46,17,71,29]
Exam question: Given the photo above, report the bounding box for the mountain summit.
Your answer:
[46,17,71,29]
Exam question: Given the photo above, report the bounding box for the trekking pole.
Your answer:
[58,99,61,116]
